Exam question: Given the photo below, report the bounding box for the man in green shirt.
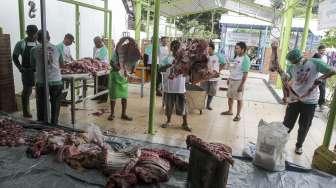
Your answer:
[278,49,336,155]
[12,25,38,118]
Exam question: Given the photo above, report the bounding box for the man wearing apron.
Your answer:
[12,25,38,118]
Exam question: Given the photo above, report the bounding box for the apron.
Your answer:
[22,40,36,86]
[108,70,128,100]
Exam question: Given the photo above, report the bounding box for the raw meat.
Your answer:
[61,58,110,75]
[0,118,26,147]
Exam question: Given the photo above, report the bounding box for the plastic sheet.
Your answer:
[0,120,335,188]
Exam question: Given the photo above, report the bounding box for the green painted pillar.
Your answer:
[323,87,336,147]
[211,11,214,35]
[104,0,108,37]
[276,0,294,88]
[300,0,314,52]
[108,11,112,58]
[146,8,150,39]
[148,0,160,135]
[18,0,25,39]
[75,5,80,59]
[135,0,142,45]
[0,27,3,34]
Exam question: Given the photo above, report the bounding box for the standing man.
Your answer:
[201,43,220,110]
[56,33,74,63]
[31,30,64,125]
[161,41,191,131]
[315,45,328,111]
[93,36,109,102]
[277,49,335,155]
[12,25,38,118]
[221,42,251,121]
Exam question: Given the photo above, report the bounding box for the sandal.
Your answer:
[221,111,233,115]
[182,124,192,132]
[161,123,171,128]
[233,115,241,122]
[107,115,115,121]
[121,115,133,121]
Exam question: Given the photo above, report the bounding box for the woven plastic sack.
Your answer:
[253,119,289,171]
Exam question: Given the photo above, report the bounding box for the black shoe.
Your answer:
[295,147,303,155]
[206,106,213,110]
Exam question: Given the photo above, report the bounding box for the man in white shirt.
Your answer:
[56,33,74,63]
[201,43,220,110]
[160,40,191,131]
[221,42,251,121]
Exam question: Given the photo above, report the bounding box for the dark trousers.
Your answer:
[22,85,33,115]
[283,101,316,148]
[96,75,108,102]
[36,85,63,125]
[318,80,326,106]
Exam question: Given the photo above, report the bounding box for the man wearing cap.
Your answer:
[56,33,74,63]
[277,49,336,155]
[12,25,38,118]
[31,30,64,125]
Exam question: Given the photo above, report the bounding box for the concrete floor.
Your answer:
[16,72,336,168]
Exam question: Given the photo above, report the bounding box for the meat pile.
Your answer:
[186,135,234,165]
[61,58,110,76]
[0,118,26,147]
[169,39,212,83]
[26,127,188,188]
[106,148,188,188]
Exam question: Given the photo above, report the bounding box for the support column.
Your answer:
[18,0,25,39]
[323,87,336,148]
[135,0,142,45]
[300,0,314,52]
[40,0,51,123]
[174,18,177,38]
[211,11,215,35]
[108,11,112,58]
[0,27,3,34]
[146,8,150,39]
[148,0,160,135]
[104,0,108,37]
[75,5,80,59]
[276,0,295,88]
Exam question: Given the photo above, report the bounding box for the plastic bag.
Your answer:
[87,124,105,146]
[253,119,289,171]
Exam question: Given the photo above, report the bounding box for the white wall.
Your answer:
[0,0,128,93]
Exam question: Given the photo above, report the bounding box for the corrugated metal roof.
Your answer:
[159,0,277,23]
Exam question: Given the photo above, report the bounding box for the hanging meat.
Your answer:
[61,58,110,76]
[0,118,26,147]
[168,39,213,83]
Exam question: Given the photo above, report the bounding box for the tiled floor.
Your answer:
[15,72,336,168]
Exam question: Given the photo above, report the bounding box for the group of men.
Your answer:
[13,25,109,125]
[12,25,335,155]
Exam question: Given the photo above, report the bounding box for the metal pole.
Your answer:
[18,0,25,39]
[211,11,214,35]
[294,31,299,48]
[104,0,108,37]
[40,0,51,123]
[174,18,177,38]
[146,8,150,39]
[276,0,294,88]
[148,0,160,135]
[135,0,142,45]
[108,11,112,58]
[323,87,336,147]
[300,0,314,52]
[0,27,3,34]
[75,5,80,59]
